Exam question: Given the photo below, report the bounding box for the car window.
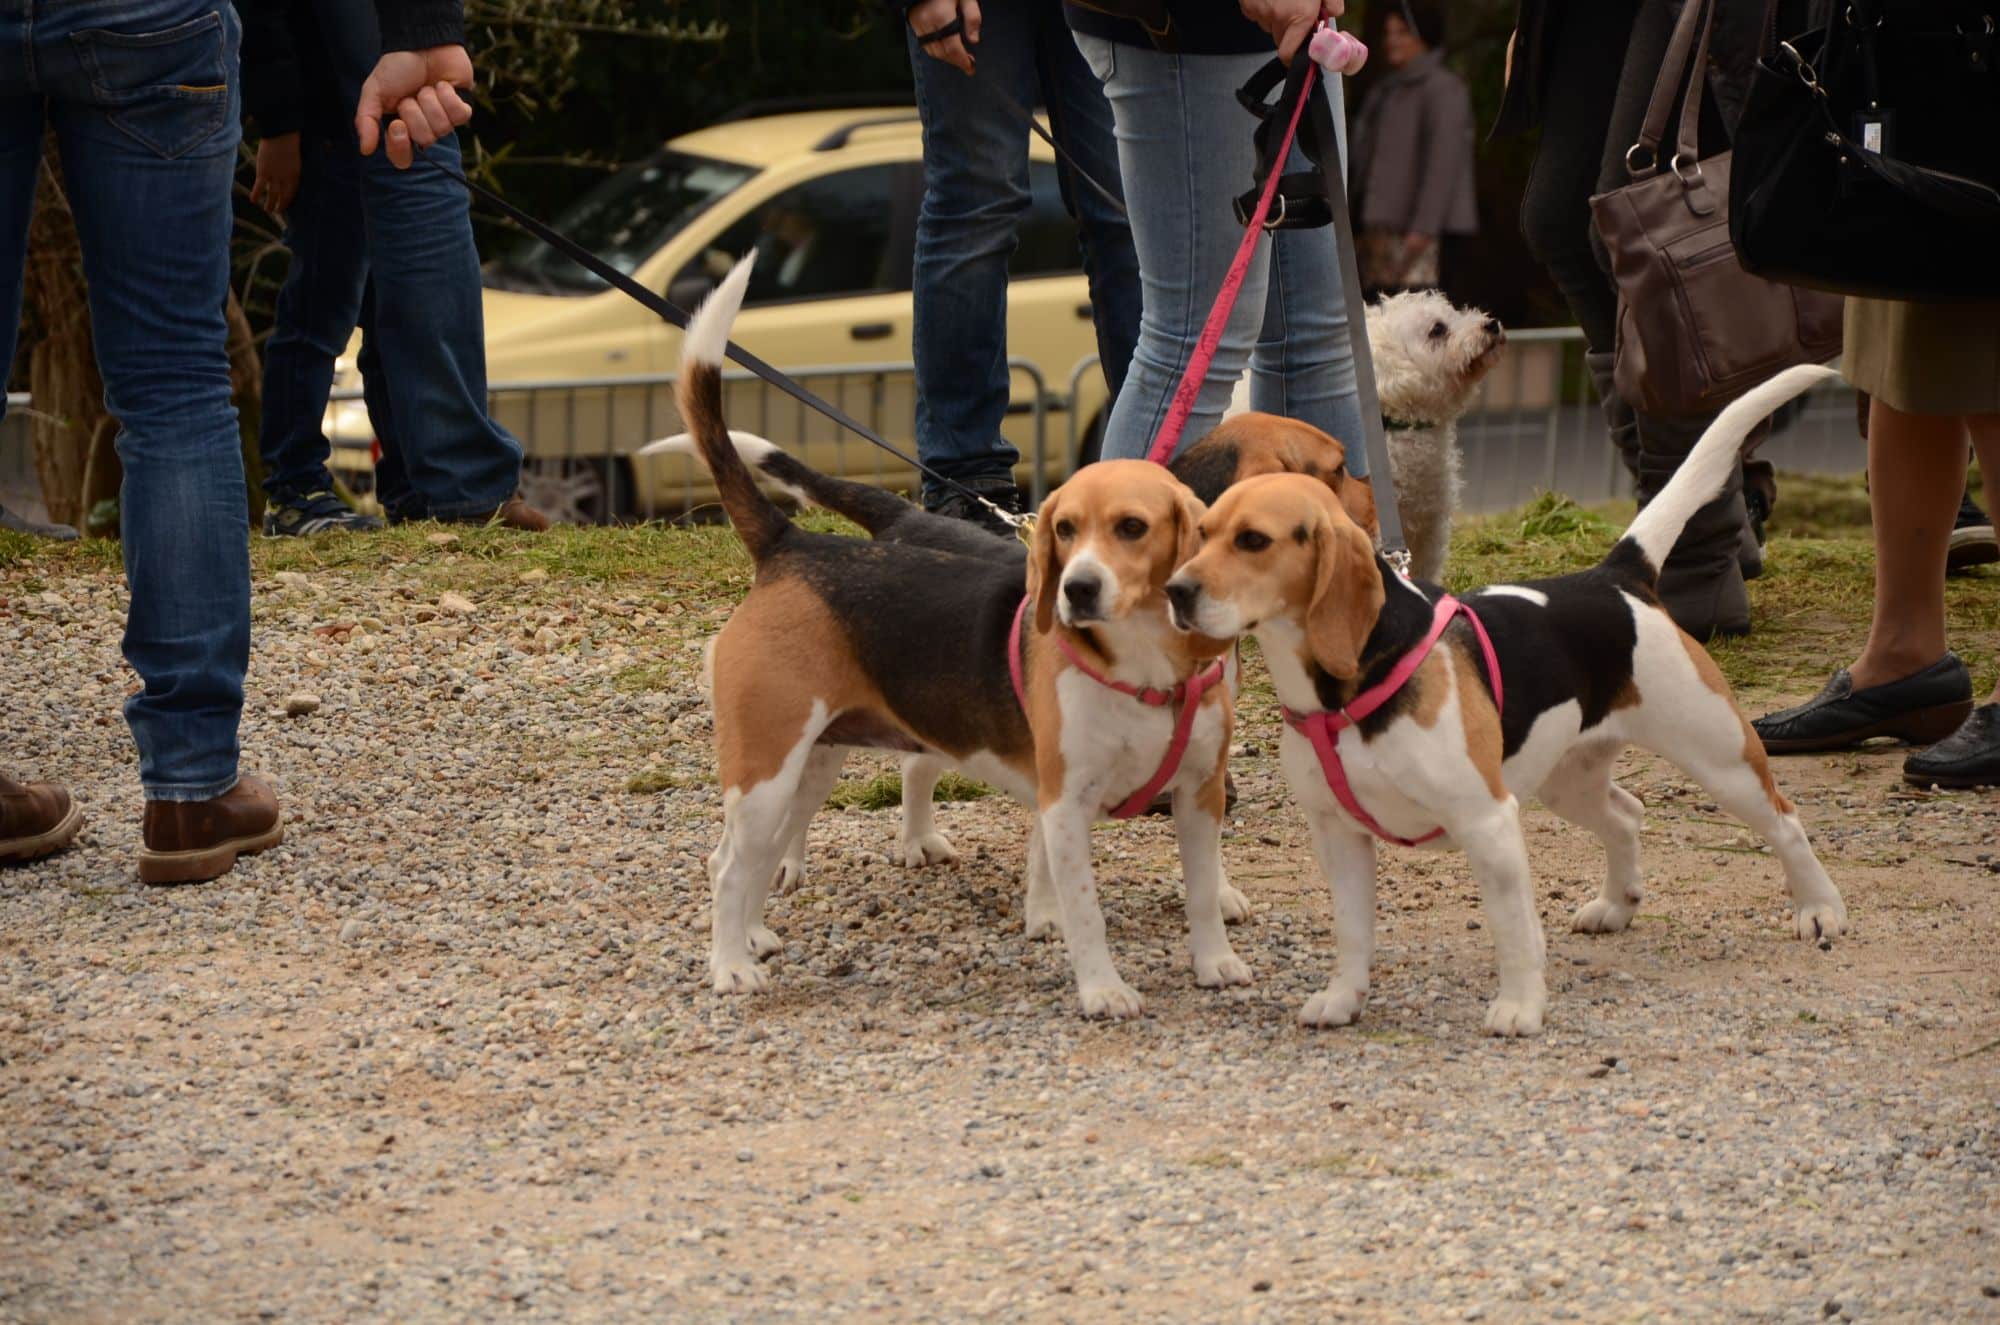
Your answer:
[1009,161,1084,280]
[492,150,756,295]
[679,166,905,307]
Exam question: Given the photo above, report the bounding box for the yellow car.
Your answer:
[327,105,1112,521]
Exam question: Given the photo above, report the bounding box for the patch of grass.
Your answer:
[825,770,994,810]
[625,768,705,794]
[1186,1151,1244,1170]
[614,662,684,693]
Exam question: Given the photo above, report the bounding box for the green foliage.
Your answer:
[826,770,993,811]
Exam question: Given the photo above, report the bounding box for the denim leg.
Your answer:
[357,132,521,518]
[0,82,42,436]
[1250,128,1368,476]
[1077,36,1274,462]
[907,17,1041,502]
[355,279,420,518]
[260,133,370,500]
[1033,8,1138,400]
[44,1,248,800]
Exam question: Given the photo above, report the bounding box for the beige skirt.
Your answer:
[1843,298,2000,415]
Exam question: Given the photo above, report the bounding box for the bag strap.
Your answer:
[1628,0,1714,178]
[1671,0,1714,172]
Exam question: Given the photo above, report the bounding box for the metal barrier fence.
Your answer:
[7,335,1867,526]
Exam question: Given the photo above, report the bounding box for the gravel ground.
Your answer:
[3,537,1998,1324]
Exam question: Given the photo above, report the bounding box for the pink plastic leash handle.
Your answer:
[1142,47,1321,468]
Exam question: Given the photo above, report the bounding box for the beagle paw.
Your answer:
[710,957,772,995]
[1483,990,1547,1037]
[1024,898,1064,942]
[1792,898,1848,942]
[773,857,805,895]
[1194,949,1254,988]
[1219,884,1252,925]
[747,925,784,960]
[1077,979,1145,1020]
[1571,895,1637,934]
[898,831,959,869]
[1298,983,1367,1028]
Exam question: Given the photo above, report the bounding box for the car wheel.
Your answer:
[520,457,631,525]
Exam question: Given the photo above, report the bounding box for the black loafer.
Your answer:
[1753,653,1973,754]
[1904,703,2000,788]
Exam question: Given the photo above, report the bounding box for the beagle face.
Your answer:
[1030,460,1204,634]
[1171,413,1380,543]
[1165,473,1385,679]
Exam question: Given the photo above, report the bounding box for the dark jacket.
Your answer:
[1061,2,1272,55]
[1492,0,1769,140]
[241,0,464,139]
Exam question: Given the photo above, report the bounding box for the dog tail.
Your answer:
[1617,364,1838,579]
[635,429,924,538]
[674,254,787,561]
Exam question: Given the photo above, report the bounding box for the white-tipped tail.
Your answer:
[682,253,756,371]
[1622,364,1840,573]
[634,429,815,506]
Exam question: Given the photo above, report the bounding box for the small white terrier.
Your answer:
[1227,289,1504,582]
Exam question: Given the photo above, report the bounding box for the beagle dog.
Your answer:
[1165,365,1850,1036]
[679,255,1241,1018]
[642,410,1375,891]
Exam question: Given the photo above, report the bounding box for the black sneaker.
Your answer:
[928,479,1024,541]
[262,491,384,537]
[1948,491,1997,573]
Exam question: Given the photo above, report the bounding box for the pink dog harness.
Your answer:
[1281,594,1502,847]
[1009,597,1227,820]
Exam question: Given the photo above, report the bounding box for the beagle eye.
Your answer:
[1428,321,1449,341]
[1055,519,1076,540]
[1114,516,1148,541]
[1233,529,1273,553]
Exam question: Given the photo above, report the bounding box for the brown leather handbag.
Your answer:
[1589,0,1843,418]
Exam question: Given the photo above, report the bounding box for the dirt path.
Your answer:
[2,543,1996,1323]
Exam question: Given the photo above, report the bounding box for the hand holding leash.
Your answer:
[356,45,476,169]
[909,0,981,76]
[1240,0,1346,66]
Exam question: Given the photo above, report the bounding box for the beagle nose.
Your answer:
[1165,580,1199,622]
[1062,576,1101,615]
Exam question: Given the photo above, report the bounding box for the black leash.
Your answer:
[420,155,1024,525]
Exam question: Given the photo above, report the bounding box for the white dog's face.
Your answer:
[1367,291,1505,426]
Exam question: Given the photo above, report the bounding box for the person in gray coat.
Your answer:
[1350,1,1476,297]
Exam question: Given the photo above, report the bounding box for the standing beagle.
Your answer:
[1164,365,1849,1035]
[680,256,1240,1017]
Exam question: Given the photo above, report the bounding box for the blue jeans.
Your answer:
[261,130,369,500]
[261,128,522,519]
[908,0,1140,503]
[1073,36,1367,473]
[1,0,249,801]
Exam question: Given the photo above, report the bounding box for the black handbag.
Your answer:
[1730,0,2000,301]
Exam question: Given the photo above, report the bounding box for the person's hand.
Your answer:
[1402,232,1434,259]
[250,132,301,218]
[1240,0,1345,65]
[908,0,980,76]
[355,45,475,169]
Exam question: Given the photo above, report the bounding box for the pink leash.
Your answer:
[1281,595,1502,847]
[1141,56,1320,468]
[1008,597,1226,819]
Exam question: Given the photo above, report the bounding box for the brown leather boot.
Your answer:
[0,771,84,864]
[138,774,283,885]
[452,492,550,532]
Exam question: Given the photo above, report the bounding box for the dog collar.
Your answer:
[1008,596,1227,820]
[1280,594,1501,847]
[1381,412,1427,432]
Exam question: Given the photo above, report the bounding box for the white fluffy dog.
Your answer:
[1227,289,1504,582]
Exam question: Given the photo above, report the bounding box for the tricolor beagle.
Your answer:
[643,409,1376,890]
[1164,364,1850,1036]
[677,255,1241,1018]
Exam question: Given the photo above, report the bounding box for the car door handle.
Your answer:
[849,322,893,341]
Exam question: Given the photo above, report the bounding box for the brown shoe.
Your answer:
[452,492,550,532]
[0,771,84,864]
[138,774,283,885]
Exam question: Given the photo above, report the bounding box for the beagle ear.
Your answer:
[1172,487,1206,573]
[1306,512,1386,680]
[1028,490,1064,634]
[1338,473,1381,545]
